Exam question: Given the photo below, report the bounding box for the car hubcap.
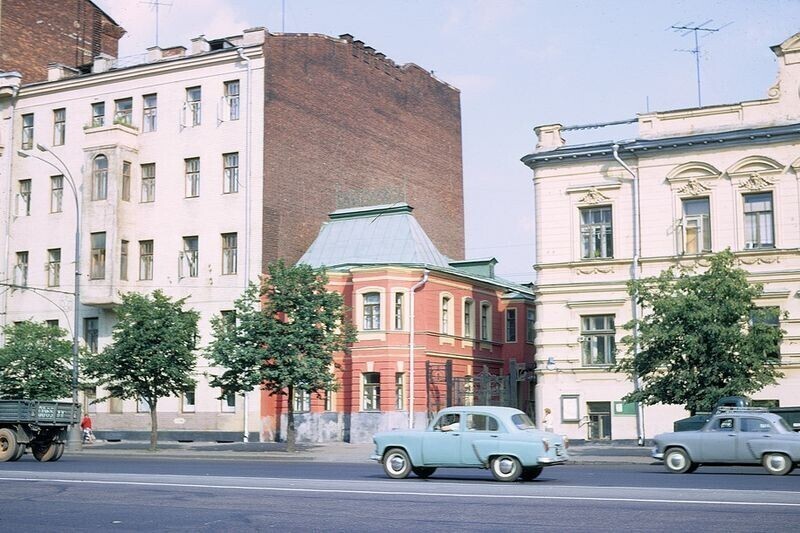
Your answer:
[389,455,405,472]
[498,458,513,475]
[668,455,684,470]
[768,456,785,471]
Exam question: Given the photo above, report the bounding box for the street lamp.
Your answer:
[17,145,82,449]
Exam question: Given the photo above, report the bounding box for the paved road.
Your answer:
[1,456,798,532]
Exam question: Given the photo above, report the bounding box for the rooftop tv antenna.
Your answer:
[141,0,173,47]
[670,20,731,107]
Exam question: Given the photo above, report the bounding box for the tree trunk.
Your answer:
[286,386,296,453]
[149,400,158,451]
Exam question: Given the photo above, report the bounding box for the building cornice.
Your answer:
[522,123,800,170]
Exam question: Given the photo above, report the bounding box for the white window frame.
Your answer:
[47,248,61,287]
[580,205,613,259]
[463,298,474,339]
[221,392,236,413]
[293,389,311,412]
[440,293,454,335]
[223,152,239,193]
[91,102,105,127]
[141,163,156,203]
[92,155,108,201]
[50,175,63,213]
[743,192,775,249]
[221,232,238,275]
[181,236,199,278]
[181,390,196,413]
[53,108,66,146]
[362,372,380,411]
[185,157,200,198]
[114,97,133,126]
[363,292,381,330]
[224,80,240,121]
[142,93,157,132]
[186,86,202,127]
[139,240,154,280]
[90,232,106,280]
[480,302,492,341]
[17,179,31,216]
[15,251,28,286]
[581,315,616,366]
[682,197,711,254]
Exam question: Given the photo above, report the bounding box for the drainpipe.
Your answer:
[408,269,429,428]
[0,73,21,344]
[237,47,253,443]
[612,144,645,446]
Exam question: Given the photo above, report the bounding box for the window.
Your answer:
[185,157,200,198]
[580,206,613,259]
[139,240,153,280]
[526,308,536,343]
[181,236,199,278]
[741,417,773,433]
[141,163,155,202]
[506,308,517,343]
[121,161,131,201]
[142,94,157,132]
[15,251,28,286]
[441,295,452,334]
[47,248,61,287]
[91,102,105,127]
[363,292,381,330]
[324,390,334,411]
[581,315,616,365]
[92,155,108,200]
[137,398,151,413]
[182,390,196,413]
[50,175,63,213]
[395,372,405,410]
[221,391,236,413]
[53,108,65,145]
[46,319,59,328]
[114,97,132,126]
[393,292,404,330]
[90,232,106,279]
[465,414,500,432]
[225,80,240,120]
[744,193,774,249]
[21,113,33,149]
[362,372,380,411]
[186,86,201,126]
[463,299,474,338]
[84,317,99,353]
[480,302,491,341]
[751,307,781,361]
[293,390,311,412]
[120,240,129,281]
[223,152,239,193]
[682,198,711,254]
[221,233,238,275]
[18,179,31,216]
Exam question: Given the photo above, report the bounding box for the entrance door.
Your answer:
[587,402,612,440]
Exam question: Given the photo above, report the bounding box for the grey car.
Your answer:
[652,409,800,475]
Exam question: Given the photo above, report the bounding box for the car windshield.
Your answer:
[511,413,536,430]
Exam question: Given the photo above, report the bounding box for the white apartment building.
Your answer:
[523,32,800,441]
[0,29,266,440]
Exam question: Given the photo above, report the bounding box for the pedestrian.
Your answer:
[80,413,95,444]
[541,408,554,432]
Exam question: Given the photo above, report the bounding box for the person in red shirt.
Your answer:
[80,414,94,443]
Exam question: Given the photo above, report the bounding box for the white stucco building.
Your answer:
[523,32,800,441]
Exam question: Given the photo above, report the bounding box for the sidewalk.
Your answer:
[74,440,655,465]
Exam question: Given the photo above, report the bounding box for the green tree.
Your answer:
[616,250,784,414]
[84,290,199,450]
[207,260,356,451]
[0,321,73,400]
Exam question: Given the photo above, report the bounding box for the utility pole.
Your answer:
[670,20,730,107]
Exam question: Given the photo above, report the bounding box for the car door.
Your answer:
[736,417,774,463]
[459,413,502,465]
[421,412,463,465]
[698,416,738,462]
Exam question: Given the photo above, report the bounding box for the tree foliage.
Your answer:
[207,260,356,450]
[616,250,784,414]
[0,321,73,400]
[84,290,199,450]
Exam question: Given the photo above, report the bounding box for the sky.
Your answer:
[94,0,800,283]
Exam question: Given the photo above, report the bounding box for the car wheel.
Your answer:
[383,448,413,479]
[412,467,436,479]
[0,428,19,462]
[664,448,694,474]
[490,455,522,482]
[521,466,544,481]
[763,452,794,476]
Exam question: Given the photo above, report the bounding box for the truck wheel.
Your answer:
[383,448,413,479]
[664,448,694,474]
[10,444,25,461]
[32,442,59,462]
[52,443,65,461]
[0,428,19,462]
[490,455,522,482]
[763,453,794,476]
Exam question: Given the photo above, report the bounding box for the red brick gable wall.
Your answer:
[0,0,124,84]
[261,33,465,268]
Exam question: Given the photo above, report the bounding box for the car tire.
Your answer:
[763,452,794,476]
[412,467,436,479]
[383,448,413,479]
[664,448,694,474]
[490,455,522,482]
[521,466,544,481]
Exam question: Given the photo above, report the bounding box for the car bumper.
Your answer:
[369,453,382,462]
[651,447,664,460]
[537,456,568,465]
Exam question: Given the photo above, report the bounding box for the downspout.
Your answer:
[0,73,21,345]
[612,144,645,446]
[408,269,429,428]
[237,47,253,443]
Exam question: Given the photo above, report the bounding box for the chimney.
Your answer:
[242,27,266,46]
[47,63,79,81]
[191,35,210,55]
[162,46,187,58]
[339,33,354,42]
[92,53,115,74]
[146,46,164,62]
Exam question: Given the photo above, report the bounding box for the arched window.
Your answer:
[92,155,108,200]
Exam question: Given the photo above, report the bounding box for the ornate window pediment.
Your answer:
[727,156,783,191]
[566,182,621,205]
[665,162,721,196]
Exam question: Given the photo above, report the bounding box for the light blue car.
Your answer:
[371,406,569,481]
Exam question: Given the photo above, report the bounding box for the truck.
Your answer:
[674,396,800,432]
[0,400,80,462]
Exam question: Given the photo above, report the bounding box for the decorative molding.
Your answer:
[737,172,776,191]
[575,266,615,275]
[665,161,722,184]
[577,187,610,205]
[566,181,622,194]
[768,80,780,99]
[676,178,712,196]
[737,255,780,265]
[566,299,626,309]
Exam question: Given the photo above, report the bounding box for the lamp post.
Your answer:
[17,144,82,449]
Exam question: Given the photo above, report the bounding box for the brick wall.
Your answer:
[0,0,124,84]
[261,33,465,267]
